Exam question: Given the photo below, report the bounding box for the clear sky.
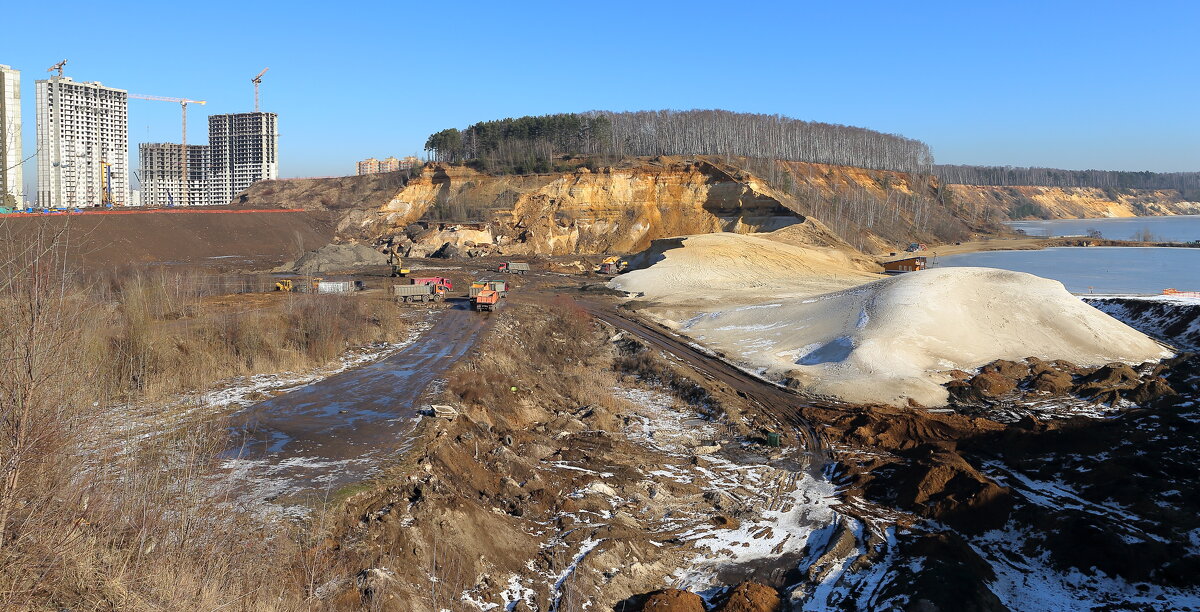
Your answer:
[3,0,1197,195]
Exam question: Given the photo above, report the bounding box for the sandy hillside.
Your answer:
[615,231,883,306]
[611,233,1172,407]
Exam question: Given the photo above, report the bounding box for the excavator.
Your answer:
[388,248,410,277]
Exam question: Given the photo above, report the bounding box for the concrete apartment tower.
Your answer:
[139,143,211,207]
[208,112,277,205]
[0,65,22,206]
[36,76,128,207]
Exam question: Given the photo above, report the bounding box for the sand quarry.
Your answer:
[611,229,1172,406]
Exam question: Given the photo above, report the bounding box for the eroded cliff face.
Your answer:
[356,159,806,255]
[948,184,1200,220]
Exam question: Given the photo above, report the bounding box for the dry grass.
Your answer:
[0,223,404,610]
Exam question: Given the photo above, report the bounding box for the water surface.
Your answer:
[1008,215,1200,242]
[936,247,1200,294]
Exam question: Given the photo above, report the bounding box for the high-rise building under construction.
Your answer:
[208,112,277,205]
[139,143,211,207]
[0,64,22,206]
[35,76,128,207]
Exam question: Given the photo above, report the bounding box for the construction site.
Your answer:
[1,81,1200,609]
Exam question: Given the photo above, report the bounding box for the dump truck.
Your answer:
[468,280,509,298]
[392,283,441,303]
[594,256,628,274]
[497,262,530,275]
[471,288,500,312]
[411,276,453,291]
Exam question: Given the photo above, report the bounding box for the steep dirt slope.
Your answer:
[334,157,990,254]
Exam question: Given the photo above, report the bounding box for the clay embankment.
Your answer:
[611,231,1170,407]
[0,209,334,271]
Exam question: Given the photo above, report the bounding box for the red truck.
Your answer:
[410,276,453,291]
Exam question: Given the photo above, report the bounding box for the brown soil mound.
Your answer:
[715,582,782,612]
[641,589,705,611]
[1,210,333,271]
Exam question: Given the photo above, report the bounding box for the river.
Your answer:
[1008,214,1200,242]
[936,247,1200,294]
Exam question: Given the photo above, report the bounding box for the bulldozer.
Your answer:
[274,279,294,292]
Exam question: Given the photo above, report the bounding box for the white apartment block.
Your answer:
[139,143,211,206]
[36,76,128,208]
[0,65,22,205]
[208,112,277,205]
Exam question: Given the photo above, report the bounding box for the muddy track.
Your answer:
[572,297,841,469]
[223,301,491,506]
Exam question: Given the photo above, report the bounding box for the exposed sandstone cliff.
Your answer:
[947,184,1200,220]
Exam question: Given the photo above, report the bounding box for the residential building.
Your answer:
[139,143,211,206]
[208,112,277,205]
[357,155,419,175]
[36,76,128,207]
[0,65,21,206]
[356,157,380,175]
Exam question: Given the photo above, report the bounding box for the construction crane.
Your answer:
[129,94,206,207]
[47,60,67,76]
[251,67,269,112]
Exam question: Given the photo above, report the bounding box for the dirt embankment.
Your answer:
[235,157,999,256]
[948,183,1200,221]
[0,209,334,271]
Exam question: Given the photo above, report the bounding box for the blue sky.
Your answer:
[3,0,1197,193]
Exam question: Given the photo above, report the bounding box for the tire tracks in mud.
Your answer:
[573,297,839,472]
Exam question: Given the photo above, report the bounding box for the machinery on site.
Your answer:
[469,280,508,299]
[411,276,453,291]
[387,248,409,277]
[471,288,500,312]
[497,262,530,275]
[128,93,206,207]
[274,279,295,292]
[594,256,628,275]
[392,283,442,303]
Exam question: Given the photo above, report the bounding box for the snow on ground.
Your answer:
[110,313,434,445]
[1086,294,1200,350]
[612,234,1171,406]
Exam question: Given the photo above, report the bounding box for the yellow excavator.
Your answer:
[388,248,410,277]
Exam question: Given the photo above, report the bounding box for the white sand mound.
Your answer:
[610,234,1172,406]
[613,233,882,303]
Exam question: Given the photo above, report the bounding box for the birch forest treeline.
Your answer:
[935,164,1200,193]
[424,110,934,174]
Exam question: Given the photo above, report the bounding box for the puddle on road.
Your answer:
[219,306,491,515]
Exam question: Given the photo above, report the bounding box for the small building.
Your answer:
[883,256,927,273]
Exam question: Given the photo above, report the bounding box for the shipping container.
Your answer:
[316,281,353,294]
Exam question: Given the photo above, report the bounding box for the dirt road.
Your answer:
[223,301,490,508]
[574,298,835,469]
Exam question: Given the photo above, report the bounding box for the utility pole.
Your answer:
[129,94,206,206]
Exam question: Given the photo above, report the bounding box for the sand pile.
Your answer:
[614,232,882,305]
[611,233,1172,406]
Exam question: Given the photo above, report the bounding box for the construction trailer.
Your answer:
[392,283,441,303]
[883,256,927,273]
[497,262,530,275]
[316,280,354,294]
